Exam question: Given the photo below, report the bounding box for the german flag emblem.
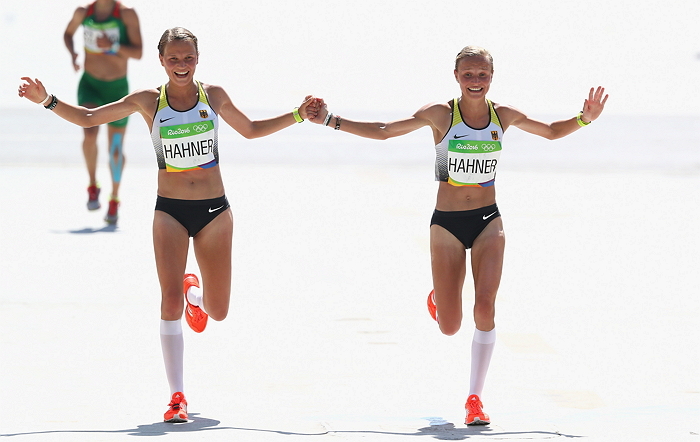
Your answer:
[199,110,208,119]
[491,131,498,141]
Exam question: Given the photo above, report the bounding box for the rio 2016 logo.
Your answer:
[167,127,190,136]
[454,142,498,152]
[192,124,210,133]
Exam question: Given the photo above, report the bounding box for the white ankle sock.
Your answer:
[186,286,206,313]
[160,319,184,395]
[469,327,496,397]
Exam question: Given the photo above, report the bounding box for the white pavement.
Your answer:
[1,162,698,441]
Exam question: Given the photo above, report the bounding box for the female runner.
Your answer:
[63,0,143,223]
[309,46,607,425]
[19,27,320,423]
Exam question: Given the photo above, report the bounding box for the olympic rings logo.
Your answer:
[192,124,210,133]
[482,144,498,152]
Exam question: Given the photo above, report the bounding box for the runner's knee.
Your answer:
[206,304,228,322]
[83,126,99,141]
[439,320,461,336]
[161,296,184,320]
[473,298,495,325]
[203,290,230,321]
[437,308,462,335]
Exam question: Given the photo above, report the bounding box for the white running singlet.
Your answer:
[434,99,504,187]
[150,81,219,172]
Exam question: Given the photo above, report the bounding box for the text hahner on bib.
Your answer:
[160,121,217,172]
[447,140,501,187]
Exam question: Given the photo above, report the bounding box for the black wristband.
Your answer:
[44,95,58,110]
[334,115,341,130]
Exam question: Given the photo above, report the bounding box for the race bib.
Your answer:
[84,22,121,54]
[447,140,501,187]
[160,121,216,172]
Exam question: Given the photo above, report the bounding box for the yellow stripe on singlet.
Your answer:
[157,85,168,112]
[196,81,210,106]
[157,81,208,112]
[451,98,502,129]
[488,100,502,129]
[451,99,462,128]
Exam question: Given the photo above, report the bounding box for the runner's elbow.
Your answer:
[238,129,256,140]
[78,113,100,129]
[372,127,393,140]
[376,132,392,141]
[543,128,563,140]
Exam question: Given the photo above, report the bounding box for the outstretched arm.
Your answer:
[209,86,321,139]
[502,86,609,140]
[19,77,144,127]
[308,101,444,140]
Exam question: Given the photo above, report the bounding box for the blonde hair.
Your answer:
[157,27,199,56]
[455,46,493,71]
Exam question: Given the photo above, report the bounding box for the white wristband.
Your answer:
[40,93,51,106]
[323,112,333,126]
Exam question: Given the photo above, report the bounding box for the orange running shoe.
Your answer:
[184,273,208,333]
[465,394,490,426]
[104,197,119,225]
[164,392,188,423]
[427,290,438,322]
[87,184,101,211]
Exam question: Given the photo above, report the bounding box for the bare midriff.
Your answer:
[156,166,225,200]
[435,182,496,212]
[84,52,129,81]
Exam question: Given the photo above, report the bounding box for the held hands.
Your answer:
[298,95,324,121]
[18,77,49,104]
[581,86,608,123]
[307,98,329,125]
